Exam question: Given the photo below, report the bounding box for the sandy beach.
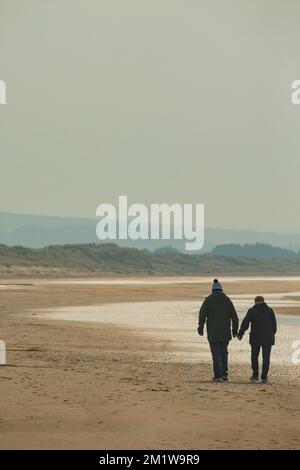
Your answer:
[0,276,299,449]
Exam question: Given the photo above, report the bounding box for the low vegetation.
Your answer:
[1,243,300,276]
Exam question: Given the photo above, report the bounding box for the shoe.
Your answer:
[212,377,223,382]
[250,376,259,381]
[261,378,268,383]
[222,376,229,381]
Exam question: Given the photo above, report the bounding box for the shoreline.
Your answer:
[3,272,300,280]
[2,276,300,317]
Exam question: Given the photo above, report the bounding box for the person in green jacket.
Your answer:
[198,279,239,382]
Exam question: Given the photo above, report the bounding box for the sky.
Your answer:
[0,0,300,232]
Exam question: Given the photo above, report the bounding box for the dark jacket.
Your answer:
[238,303,277,345]
[198,293,239,342]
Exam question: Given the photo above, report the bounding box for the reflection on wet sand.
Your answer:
[34,295,300,366]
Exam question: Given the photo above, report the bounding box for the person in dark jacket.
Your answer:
[198,279,239,382]
[238,296,277,383]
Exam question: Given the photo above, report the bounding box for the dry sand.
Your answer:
[0,276,299,449]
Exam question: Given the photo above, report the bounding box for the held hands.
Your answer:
[233,332,242,340]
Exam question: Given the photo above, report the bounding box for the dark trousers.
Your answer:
[251,343,272,379]
[209,341,229,379]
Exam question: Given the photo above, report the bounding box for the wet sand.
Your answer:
[0,276,300,449]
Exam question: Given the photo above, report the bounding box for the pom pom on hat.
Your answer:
[212,278,223,293]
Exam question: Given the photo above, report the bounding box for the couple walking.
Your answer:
[198,279,277,383]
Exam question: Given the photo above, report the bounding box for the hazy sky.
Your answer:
[1,0,300,232]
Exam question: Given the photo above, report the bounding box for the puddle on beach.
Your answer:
[46,276,300,286]
[0,284,33,290]
[34,293,300,366]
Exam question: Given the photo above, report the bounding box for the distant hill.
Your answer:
[1,243,300,276]
[213,243,300,261]
[2,211,300,252]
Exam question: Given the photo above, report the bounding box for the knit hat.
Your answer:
[212,278,223,293]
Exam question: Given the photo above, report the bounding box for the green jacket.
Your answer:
[198,293,239,342]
